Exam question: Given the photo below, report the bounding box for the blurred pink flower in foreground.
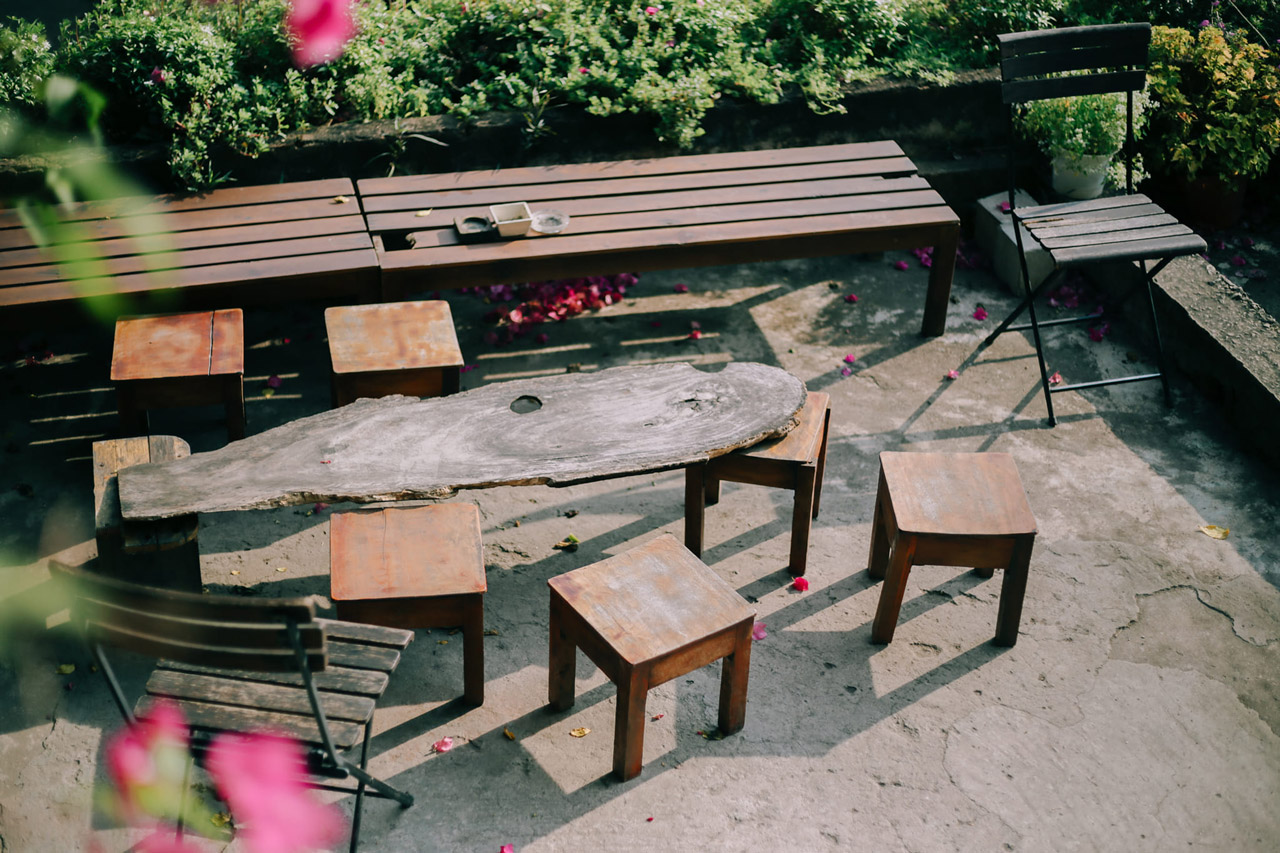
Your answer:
[104,701,189,819]
[286,0,358,67]
[206,732,345,853]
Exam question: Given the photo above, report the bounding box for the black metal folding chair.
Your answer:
[51,560,416,852]
[986,23,1207,425]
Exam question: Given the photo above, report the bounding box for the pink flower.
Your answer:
[689,320,701,330]
[972,307,988,321]
[313,502,330,513]
[893,260,909,271]
[999,201,1012,213]
[266,374,282,389]
[1048,371,1063,386]
[1230,255,1246,266]
[461,364,478,372]
[149,67,168,85]
[501,846,515,853]
[843,354,856,364]
[1087,322,1110,342]
[286,0,359,67]
[791,577,809,592]
[688,330,703,340]
[673,283,689,293]
[579,67,589,74]
[945,369,959,380]
[840,367,852,377]
[206,732,345,853]
[377,37,386,45]
[433,737,454,753]
[104,701,189,819]
[645,5,658,14]
[536,332,550,344]
[666,39,676,47]
[751,622,767,640]
[844,293,858,303]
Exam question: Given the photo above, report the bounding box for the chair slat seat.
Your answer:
[158,659,391,697]
[144,698,367,749]
[327,641,404,672]
[316,618,415,649]
[146,669,377,723]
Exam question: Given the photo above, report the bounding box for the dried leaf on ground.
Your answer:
[1199,524,1229,540]
[570,727,590,738]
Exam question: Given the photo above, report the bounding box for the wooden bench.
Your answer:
[358,142,961,336]
[0,179,379,326]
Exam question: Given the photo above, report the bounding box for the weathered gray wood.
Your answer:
[143,698,365,749]
[119,362,807,520]
[159,659,391,696]
[146,669,376,722]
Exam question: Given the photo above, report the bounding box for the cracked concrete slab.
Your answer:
[2,248,1279,852]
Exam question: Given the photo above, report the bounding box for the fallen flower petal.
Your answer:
[1230,255,1246,266]
[972,307,988,321]
[893,260,910,271]
[461,364,478,373]
[1048,371,1063,386]
[312,502,329,513]
[689,320,701,330]
[999,201,1012,213]
[433,737,454,753]
[266,375,282,389]
[688,330,703,340]
[791,577,810,592]
[1199,524,1229,540]
[673,283,689,293]
[751,622,767,640]
[501,846,515,853]
[843,353,856,364]
[651,714,664,721]
[844,293,859,303]
[945,369,960,380]
[840,367,852,377]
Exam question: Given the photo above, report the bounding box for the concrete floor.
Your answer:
[1,248,1278,852]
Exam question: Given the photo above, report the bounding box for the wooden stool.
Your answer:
[329,503,486,705]
[111,309,246,440]
[685,391,830,576]
[92,436,201,592]
[869,451,1036,646]
[325,300,464,407]
[547,534,755,781]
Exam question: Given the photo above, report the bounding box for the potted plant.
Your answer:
[1144,23,1280,226]
[1015,90,1147,200]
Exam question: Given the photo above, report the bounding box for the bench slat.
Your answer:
[158,659,391,696]
[147,668,376,723]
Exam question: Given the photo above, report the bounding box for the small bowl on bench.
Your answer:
[489,202,533,238]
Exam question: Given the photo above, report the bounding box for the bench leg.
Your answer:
[718,623,752,736]
[994,534,1034,647]
[871,535,915,644]
[684,462,706,557]
[462,594,484,706]
[612,667,648,781]
[548,596,577,711]
[787,463,817,577]
[921,225,960,337]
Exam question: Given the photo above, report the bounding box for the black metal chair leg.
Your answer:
[348,721,372,853]
[1140,261,1174,407]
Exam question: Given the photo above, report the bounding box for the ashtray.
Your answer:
[531,209,571,234]
[454,216,498,244]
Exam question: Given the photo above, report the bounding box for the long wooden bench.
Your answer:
[0,178,379,326]
[358,141,961,336]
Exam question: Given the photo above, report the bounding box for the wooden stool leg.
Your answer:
[613,668,648,781]
[867,489,891,580]
[717,624,752,735]
[548,597,577,711]
[684,462,706,556]
[705,472,721,507]
[224,375,246,441]
[811,408,831,519]
[871,536,915,644]
[973,567,995,579]
[442,366,461,396]
[994,534,1034,647]
[462,594,484,706]
[787,462,817,577]
[117,385,147,437]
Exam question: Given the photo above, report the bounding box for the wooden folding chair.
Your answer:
[986,23,1207,425]
[50,560,415,852]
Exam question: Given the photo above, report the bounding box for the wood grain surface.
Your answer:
[119,361,806,520]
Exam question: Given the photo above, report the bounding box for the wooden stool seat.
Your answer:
[330,504,486,705]
[686,391,830,576]
[111,309,245,440]
[547,534,755,781]
[869,451,1036,646]
[325,300,464,407]
[92,436,201,592]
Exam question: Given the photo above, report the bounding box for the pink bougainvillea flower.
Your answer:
[461,364,477,373]
[501,846,515,853]
[536,332,550,344]
[266,375,282,389]
[972,307,988,321]
[149,67,168,85]
[688,329,703,340]
[645,5,658,14]
[1229,255,1246,266]
[313,502,330,513]
[206,732,345,853]
[893,260,909,271]
[1048,371,1063,386]
[1087,322,1111,342]
[791,577,810,592]
[104,700,189,819]
[286,0,359,67]
[844,293,858,303]
[843,353,856,364]
[945,369,960,380]
[432,737,454,754]
[999,201,1012,213]
[751,622,767,640]
[673,283,689,293]
[840,367,852,377]
[579,67,589,74]
[136,830,206,853]
[666,39,676,47]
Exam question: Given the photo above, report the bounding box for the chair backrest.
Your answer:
[998,23,1151,105]
[50,560,328,673]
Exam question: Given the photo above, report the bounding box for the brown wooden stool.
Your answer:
[111,309,245,440]
[330,503,486,705]
[547,534,755,781]
[325,300,464,407]
[685,391,830,576]
[92,436,201,592]
[868,451,1036,646]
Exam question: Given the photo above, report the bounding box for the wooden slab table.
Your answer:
[359,141,960,336]
[118,362,807,521]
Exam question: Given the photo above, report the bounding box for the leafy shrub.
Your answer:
[0,18,56,110]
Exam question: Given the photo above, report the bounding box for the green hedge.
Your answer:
[2,0,1275,189]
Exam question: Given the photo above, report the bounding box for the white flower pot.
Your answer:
[1050,153,1112,200]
